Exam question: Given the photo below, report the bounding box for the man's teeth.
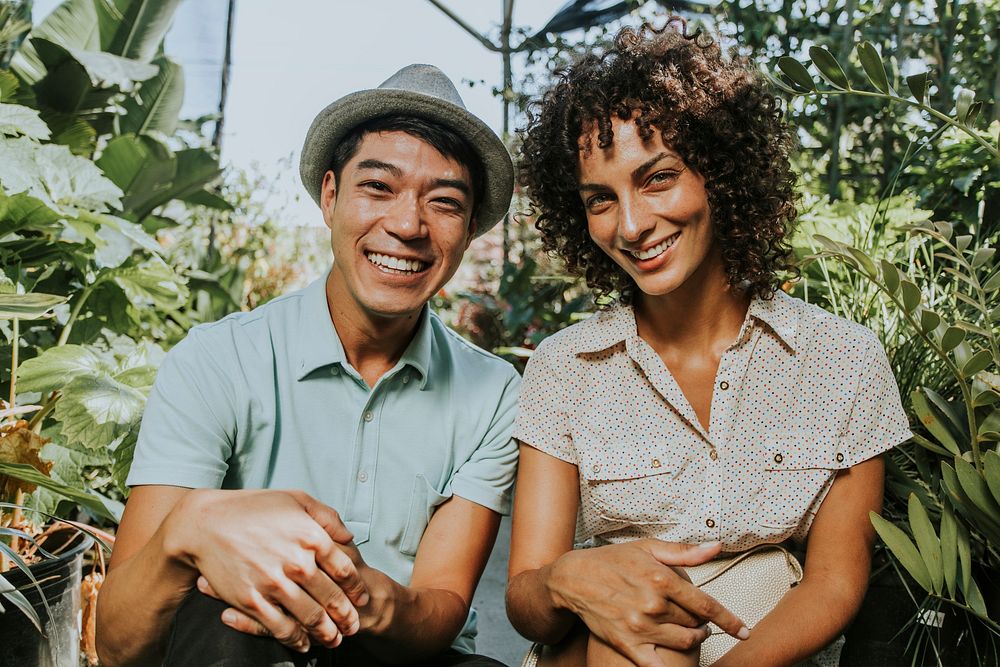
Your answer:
[631,234,679,260]
[366,253,427,273]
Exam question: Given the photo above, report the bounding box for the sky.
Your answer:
[32,0,585,227]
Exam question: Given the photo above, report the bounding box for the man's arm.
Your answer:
[712,457,884,667]
[216,494,502,663]
[96,486,368,666]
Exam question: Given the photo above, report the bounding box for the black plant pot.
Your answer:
[0,529,94,667]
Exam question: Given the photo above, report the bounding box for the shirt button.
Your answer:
[773,453,784,464]
[836,452,845,463]
[330,367,339,375]
[402,374,410,384]
[357,471,368,482]
[651,458,662,468]
[706,518,716,528]
[709,450,719,461]
[363,411,374,422]
[719,381,730,390]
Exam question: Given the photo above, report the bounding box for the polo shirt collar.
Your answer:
[569,290,800,355]
[295,274,434,387]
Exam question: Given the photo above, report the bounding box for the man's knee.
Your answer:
[165,590,311,667]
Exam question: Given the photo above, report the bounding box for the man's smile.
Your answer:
[365,251,430,275]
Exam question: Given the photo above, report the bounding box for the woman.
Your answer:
[505,22,912,667]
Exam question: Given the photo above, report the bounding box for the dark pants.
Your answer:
[164,590,508,667]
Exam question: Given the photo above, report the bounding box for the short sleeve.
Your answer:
[513,341,576,464]
[126,328,239,489]
[840,337,913,466]
[449,369,521,515]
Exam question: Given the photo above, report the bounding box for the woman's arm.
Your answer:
[713,456,885,667]
[506,444,747,667]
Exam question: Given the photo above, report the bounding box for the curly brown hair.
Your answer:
[518,21,798,303]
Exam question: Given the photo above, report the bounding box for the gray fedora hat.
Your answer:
[299,64,514,238]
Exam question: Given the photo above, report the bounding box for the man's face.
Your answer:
[321,130,475,321]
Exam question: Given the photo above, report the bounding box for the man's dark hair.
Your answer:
[519,21,799,303]
[329,115,486,225]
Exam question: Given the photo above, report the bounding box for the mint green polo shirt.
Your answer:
[127,273,521,652]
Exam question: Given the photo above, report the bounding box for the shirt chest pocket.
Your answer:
[755,433,851,530]
[578,445,691,526]
[399,474,452,556]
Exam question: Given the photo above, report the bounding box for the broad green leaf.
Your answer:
[953,321,990,337]
[955,235,973,253]
[111,428,138,493]
[941,326,966,352]
[763,71,800,95]
[95,133,176,212]
[910,433,953,457]
[906,72,929,103]
[0,462,115,520]
[111,260,189,310]
[0,103,50,140]
[32,38,158,92]
[857,42,890,93]
[113,365,157,391]
[983,272,1000,292]
[954,456,1000,518]
[846,247,877,276]
[104,0,184,62]
[957,518,972,601]
[0,292,67,320]
[0,192,63,236]
[908,494,943,594]
[961,349,993,378]
[179,188,234,212]
[985,451,1000,508]
[933,221,953,240]
[10,0,103,84]
[923,388,967,439]
[879,259,900,294]
[776,57,815,92]
[939,504,958,597]
[956,88,974,123]
[870,511,932,593]
[911,390,960,455]
[900,280,922,312]
[808,46,849,89]
[53,375,146,452]
[971,248,995,268]
[43,110,96,155]
[16,344,109,393]
[0,70,20,102]
[919,309,941,334]
[119,55,183,136]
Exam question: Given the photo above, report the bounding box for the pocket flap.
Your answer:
[577,446,685,482]
[399,474,451,556]
[764,432,849,471]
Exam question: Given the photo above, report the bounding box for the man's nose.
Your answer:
[384,193,427,239]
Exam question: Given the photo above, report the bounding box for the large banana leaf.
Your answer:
[118,54,182,136]
[10,0,103,84]
[102,0,183,63]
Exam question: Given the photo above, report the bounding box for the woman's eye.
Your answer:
[648,170,679,186]
[586,193,612,209]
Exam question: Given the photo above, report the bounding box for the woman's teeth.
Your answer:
[366,253,427,274]
[630,233,679,260]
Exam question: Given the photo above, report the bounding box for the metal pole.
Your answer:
[500,0,513,265]
[212,0,237,153]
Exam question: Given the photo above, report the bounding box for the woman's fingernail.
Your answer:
[737,626,750,640]
[221,610,237,625]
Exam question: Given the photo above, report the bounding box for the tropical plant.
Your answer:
[773,38,1000,657]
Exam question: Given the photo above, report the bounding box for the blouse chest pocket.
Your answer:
[577,445,691,526]
[754,433,851,530]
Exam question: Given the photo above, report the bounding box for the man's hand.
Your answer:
[167,488,369,653]
[546,540,749,667]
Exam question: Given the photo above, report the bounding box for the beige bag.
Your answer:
[686,544,803,666]
[519,544,807,667]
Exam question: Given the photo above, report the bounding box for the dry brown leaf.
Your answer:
[80,570,104,666]
[0,425,53,497]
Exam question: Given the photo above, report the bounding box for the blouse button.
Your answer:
[651,458,662,469]
[719,381,730,390]
[592,464,601,473]
[773,453,784,464]
[709,450,718,461]
[836,452,845,463]
[706,518,716,528]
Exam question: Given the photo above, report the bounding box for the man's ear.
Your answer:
[464,217,477,250]
[320,170,337,229]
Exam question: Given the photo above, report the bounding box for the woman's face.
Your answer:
[578,118,719,299]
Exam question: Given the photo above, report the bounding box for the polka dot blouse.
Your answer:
[513,291,913,552]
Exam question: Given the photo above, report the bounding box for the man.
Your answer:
[96,64,520,666]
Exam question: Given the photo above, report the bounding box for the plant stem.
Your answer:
[27,392,58,433]
[10,489,23,557]
[798,89,999,159]
[8,317,18,409]
[57,284,95,347]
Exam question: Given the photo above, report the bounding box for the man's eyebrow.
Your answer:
[432,178,471,196]
[356,159,402,177]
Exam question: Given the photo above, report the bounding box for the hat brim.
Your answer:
[299,89,514,238]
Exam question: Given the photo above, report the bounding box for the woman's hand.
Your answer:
[545,539,749,666]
